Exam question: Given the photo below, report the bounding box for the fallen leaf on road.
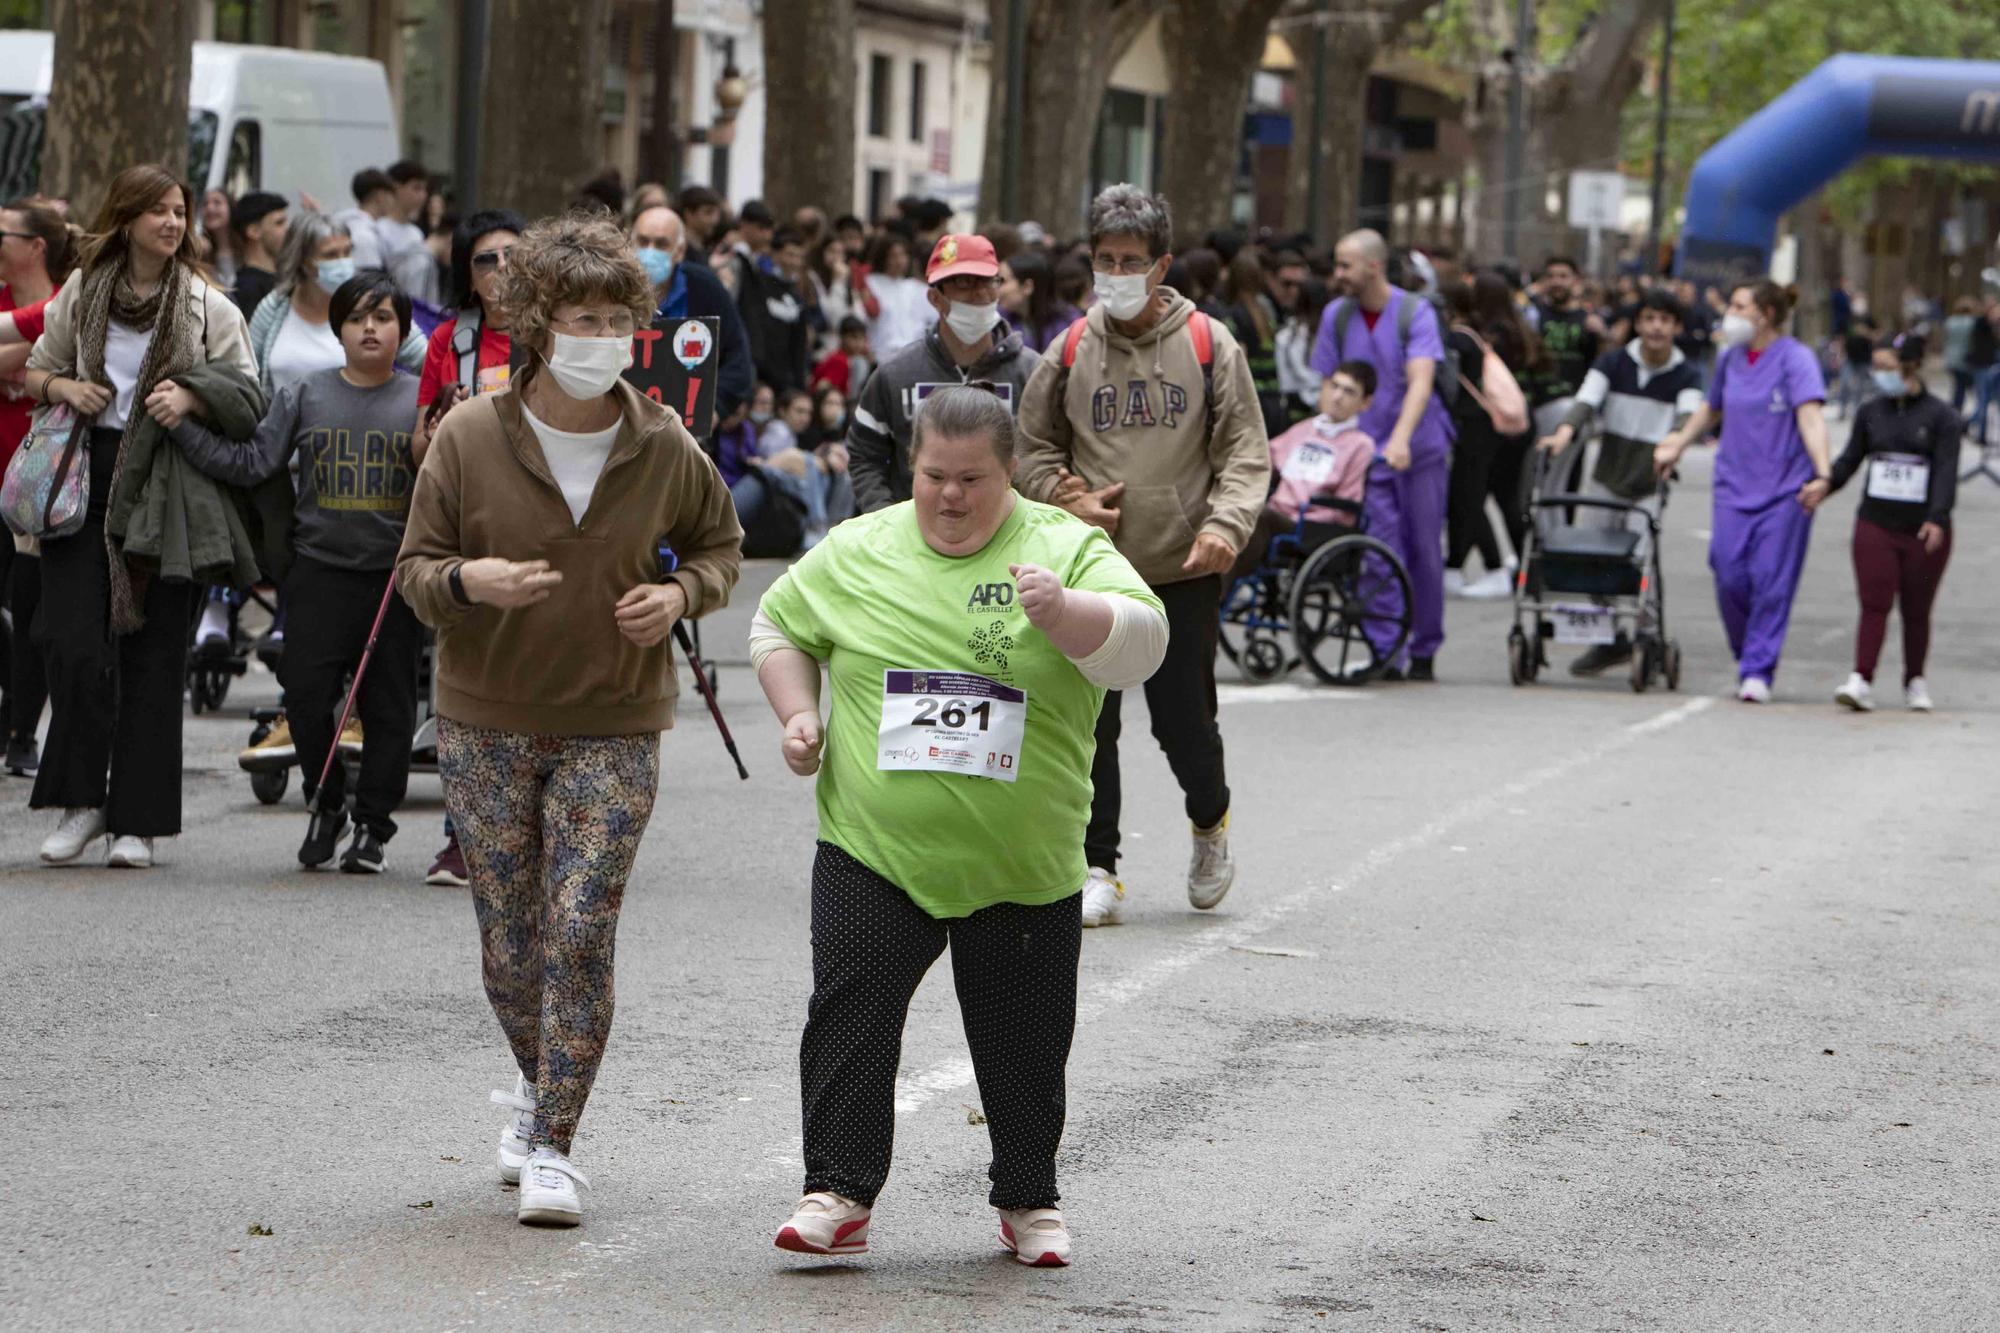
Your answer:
[1228,945,1320,959]
[247,1224,273,1237]
[1891,1122,1912,1128]
[963,1104,987,1125]
[408,1200,434,1209]
[1471,1211,1498,1223]
[439,1156,460,1163]
[1822,1048,1836,1055]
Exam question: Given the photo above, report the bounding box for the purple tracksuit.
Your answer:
[1310,290,1455,666]
[1707,337,1826,683]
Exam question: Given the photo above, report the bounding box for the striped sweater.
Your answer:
[1565,340,1704,499]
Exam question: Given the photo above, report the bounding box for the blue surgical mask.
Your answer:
[315,257,357,291]
[637,247,676,287]
[749,409,773,426]
[1871,369,1906,397]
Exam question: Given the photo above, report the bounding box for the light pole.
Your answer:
[1501,0,1533,267]
[1646,0,1677,273]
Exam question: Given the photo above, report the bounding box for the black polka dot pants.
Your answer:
[800,841,1083,1210]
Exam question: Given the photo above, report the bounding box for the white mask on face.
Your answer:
[543,330,633,400]
[1719,313,1756,348]
[1094,271,1152,321]
[943,299,997,345]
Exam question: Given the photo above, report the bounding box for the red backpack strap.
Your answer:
[1059,315,1090,368]
[1187,310,1214,366]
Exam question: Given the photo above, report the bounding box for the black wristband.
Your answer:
[448,562,473,607]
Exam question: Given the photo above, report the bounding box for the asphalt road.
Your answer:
[5,437,1997,1331]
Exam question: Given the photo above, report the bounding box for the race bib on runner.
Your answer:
[1281,440,1338,489]
[1865,453,1929,504]
[878,670,1027,783]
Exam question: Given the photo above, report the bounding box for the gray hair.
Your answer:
[911,384,1016,466]
[274,209,351,298]
[1088,183,1173,259]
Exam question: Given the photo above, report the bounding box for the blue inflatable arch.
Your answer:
[1677,55,2000,287]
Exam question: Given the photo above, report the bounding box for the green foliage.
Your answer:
[0,0,43,30]
[1626,0,2000,232]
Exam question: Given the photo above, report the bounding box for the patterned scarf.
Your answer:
[73,256,202,634]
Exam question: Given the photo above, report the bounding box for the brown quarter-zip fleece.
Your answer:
[396,367,743,736]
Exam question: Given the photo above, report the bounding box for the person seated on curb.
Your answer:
[174,271,423,873]
[1535,286,1702,676]
[1226,361,1378,588]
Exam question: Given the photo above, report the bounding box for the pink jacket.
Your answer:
[1268,416,1373,524]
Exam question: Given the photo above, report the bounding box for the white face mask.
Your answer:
[1719,313,1756,348]
[1094,271,1152,321]
[943,299,997,345]
[542,330,633,400]
[1871,369,1907,397]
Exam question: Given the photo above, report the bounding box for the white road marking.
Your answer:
[1217,682,1375,705]
[891,695,1718,1115]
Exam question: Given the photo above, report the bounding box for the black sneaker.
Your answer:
[1379,665,1406,682]
[1568,636,1633,677]
[1407,657,1436,682]
[340,826,387,875]
[4,737,37,777]
[299,805,349,869]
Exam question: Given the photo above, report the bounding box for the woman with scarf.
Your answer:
[21,165,257,868]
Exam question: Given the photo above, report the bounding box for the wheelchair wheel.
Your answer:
[189,666,230,715]
[1217,576,1258,667]
[250,769,289,806]
[1629,637,1654,694]
[1290,535,1410,686]
[1241,634,1287,682]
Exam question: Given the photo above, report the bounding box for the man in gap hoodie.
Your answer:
[1016,184,1270,929]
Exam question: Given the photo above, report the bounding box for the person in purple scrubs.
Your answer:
[1655,279,1832,703]
[1308,229,1454,679]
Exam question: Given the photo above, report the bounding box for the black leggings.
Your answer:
[800,842,1082,1210]
[0,541,48,744]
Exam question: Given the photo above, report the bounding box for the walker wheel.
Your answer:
[250,769,289,806]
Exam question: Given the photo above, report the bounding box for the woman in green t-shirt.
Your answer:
[753,385,1167,1268]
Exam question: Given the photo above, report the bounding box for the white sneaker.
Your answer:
[1188,816,1236,911]
[1462,569,1514,600]
[1834,673,1873,712]
[774,1191,871,1255]
[517,1147,587,1227]
[998,1206,1072,1267]
[40,808,106,864]
[107,836,154,868]
[1443,568,1467,597]
[1081,867,1124,928]
[490,1075,537,1184]
[1737,677,1771,704]
[1905,677,1934,713]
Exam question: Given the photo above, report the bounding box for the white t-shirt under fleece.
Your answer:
[522,404,620,526]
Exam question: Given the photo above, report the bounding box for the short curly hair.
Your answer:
[494,210,655,353]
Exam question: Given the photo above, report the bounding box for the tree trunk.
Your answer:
[1284,38,1373,241]
[979,0,1161,235]
[1157,0,1287,244]
[763,0,856,219]
[480,0,612,220]
[44,0,197,214]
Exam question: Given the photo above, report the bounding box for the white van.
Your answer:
[0,32,400,208]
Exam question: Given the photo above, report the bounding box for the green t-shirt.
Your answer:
[758,497,1162,918]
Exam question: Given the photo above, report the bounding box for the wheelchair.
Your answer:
[186,585,280,716]
[1219,493,1413,686]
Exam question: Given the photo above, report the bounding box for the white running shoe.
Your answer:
[1834,673,1873,712]
[998,1207,1072,1267]
[1081,867,1124,928]
[1461,569,1514,600]
[1443,568,1467,597]
[1188,816,1236,911]
[490,1075,537,1184]
[1905,677,1934,713]
[40,808,106,864]
[774,1191,871,1255]
[1737,677,1772,704]
[107,836,154,868]
[517,1148,587,1227]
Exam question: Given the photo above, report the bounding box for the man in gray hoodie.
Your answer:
[1016,184,1270,928]
[849,233,1042,512]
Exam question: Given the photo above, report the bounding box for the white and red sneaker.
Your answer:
[774,1192,871,1256]
[998,1207,1071,1267]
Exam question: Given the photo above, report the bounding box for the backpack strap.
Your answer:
[1332,299,1355,356]
[1396,292,1420,344]
[1188,309,1215,412]
[1059,315,1090,369]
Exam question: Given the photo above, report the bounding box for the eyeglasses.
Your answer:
[1092,255,1156,276]
[470,247,513,270]
[551,311,637,338]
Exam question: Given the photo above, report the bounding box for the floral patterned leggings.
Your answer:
[439,718,660,1155]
